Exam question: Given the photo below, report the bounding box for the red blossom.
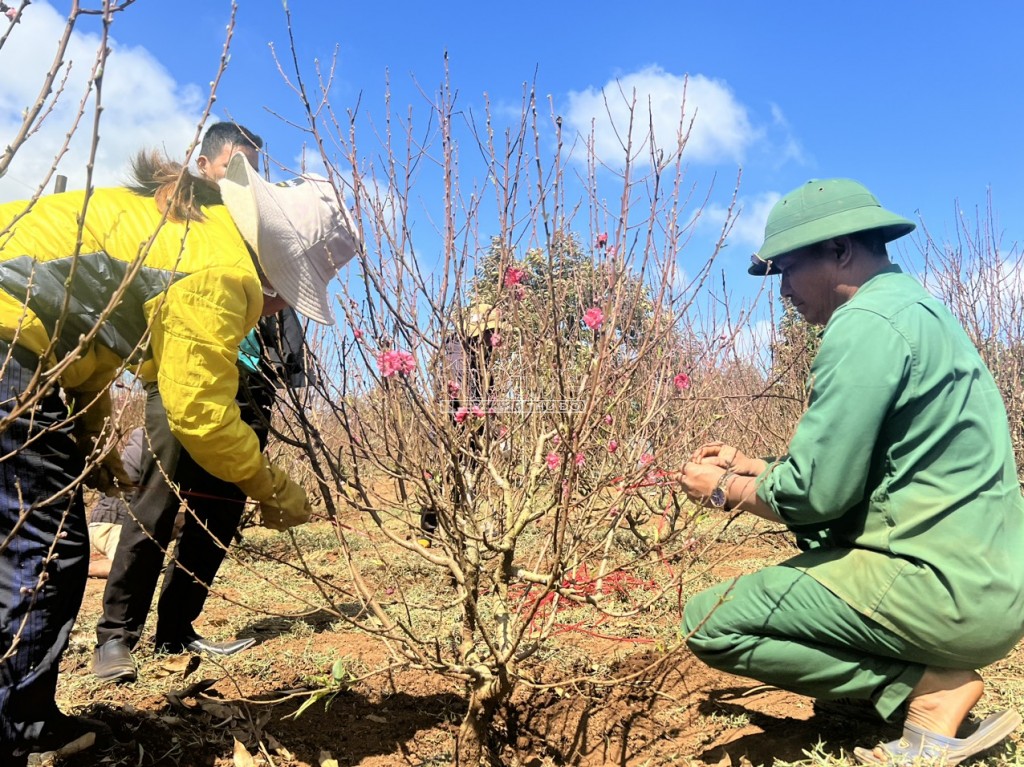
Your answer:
[489,332,503,348]
[504,266,525,286]
[574,453,585,467]
[447,381,461,397]
[546,452,561,471]
[607,439,618,454]
[377,349,416,377]
[582,306,604,330]
[673,372,691,391]
[471,405,485,418]
[640,453,654,467]
[603,414,614,425]
[454,407,469,424]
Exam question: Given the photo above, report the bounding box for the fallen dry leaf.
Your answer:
[266,733,294,760]
[153,653,200,678]
[233,737,255,767]
[164,678,218,710]
[199,699,237,721]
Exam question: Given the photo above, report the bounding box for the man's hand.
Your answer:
[236,458,312,531]
[680,462,730,508]
[690,441,764,477]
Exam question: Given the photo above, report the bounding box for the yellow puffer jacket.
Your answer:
[0,187,266,484]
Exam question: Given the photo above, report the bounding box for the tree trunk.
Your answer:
[455,672,512,766]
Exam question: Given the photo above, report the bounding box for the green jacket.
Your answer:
[758,266,1024,664]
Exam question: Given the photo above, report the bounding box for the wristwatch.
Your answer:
[709,471,734,509]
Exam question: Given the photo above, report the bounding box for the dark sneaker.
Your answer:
[92,638,136,683]
[155,631,255,657]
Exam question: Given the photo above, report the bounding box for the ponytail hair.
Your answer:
[126,150,222,223]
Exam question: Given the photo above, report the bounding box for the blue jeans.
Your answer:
[0,346,88,755]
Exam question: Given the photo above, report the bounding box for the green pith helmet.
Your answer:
[748,178,916,276]
[463,302,500,338]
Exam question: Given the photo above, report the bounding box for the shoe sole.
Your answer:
[854,709,1023,765]
[184,637,257,656]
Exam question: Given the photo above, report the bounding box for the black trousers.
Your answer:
[96,375,271,648]
[0,347,88,757]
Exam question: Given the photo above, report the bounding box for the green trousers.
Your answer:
[683,565,948,721]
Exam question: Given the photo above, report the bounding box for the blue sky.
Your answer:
[1,1,1021,303]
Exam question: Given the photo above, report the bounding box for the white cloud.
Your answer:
[0,2,205,202]
[768,103,806,167]
[705,191,780,251]
[563,66,759,168]
[288,147,330,178]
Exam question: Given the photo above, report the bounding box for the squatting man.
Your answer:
[679,178,1024,766]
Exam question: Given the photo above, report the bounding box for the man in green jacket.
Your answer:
[680,178,1024,765]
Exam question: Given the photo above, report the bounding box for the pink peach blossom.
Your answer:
[377,349,416,377]
[583,307,604,330]
[504,266,525,286]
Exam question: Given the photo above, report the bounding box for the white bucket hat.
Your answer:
[219,153,360,325]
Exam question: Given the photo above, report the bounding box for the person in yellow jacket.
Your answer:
[93,123,299,683]
[0,151,359,763]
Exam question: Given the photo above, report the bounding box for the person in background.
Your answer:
[87,427,188,579]
[419,302,499,547]
[679,178,1024,765]
[87,428,143,579]
[0,141,358,763]
[92,122,308,684]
